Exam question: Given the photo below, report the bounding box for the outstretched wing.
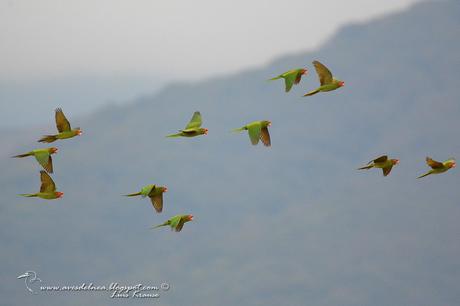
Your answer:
[175,217,187,232]
[371,155,388,164]
[35,151,53,173]
[260,127,271,147]
[55,108,71,132]
[426,157,444,169]
[313,61,333,85]
[382,166,393,177]
[185,111,202,129]
[149,194,163,213]
[247,124,261,145]
[283,71,298,92]
[39,170,56,193]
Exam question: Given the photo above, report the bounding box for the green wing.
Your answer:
[247,123,262,145]
[185,111,202,129]
[34,150,53,173]
[313,61,333,85]
[283,71,298,92]
[169,215,182,229]
[39,170,56,193]
[426,157,444,169]
[371,155,388,164]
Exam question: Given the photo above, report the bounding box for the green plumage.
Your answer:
[38,108,82,143]
[269,68,307,92]
[152,214,193,232]
[124,184,167,213]
[12,147,57,173]
[167,111,208,138]
[303,61,344,97]
[417,157,456,179]
[19,171,63,200]
[358,155,399,177]
[233,120,271,147]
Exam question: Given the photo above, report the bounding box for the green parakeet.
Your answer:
[39,108,82,143]
[12,147,58,173]
[19,170,63,200]
[152,214,194,232]
[124,184,168,213]
[303,61,344,96]
[269,68,308,92]
[233,120,271,147]
[167,111,208,138]
[358,155,399,176]
[417,157,456,179]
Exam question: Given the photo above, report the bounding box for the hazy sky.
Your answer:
[1,0,421,82]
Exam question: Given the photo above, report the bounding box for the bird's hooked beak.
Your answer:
[77,130,83,136]
[268,121,272,127]
[164,187,168,192]
[52,147,58,154]
[57,192,64,198]
[189,215,194,221]
[302,69,308,75]
[17,272,30,279]
[204,129,208,135]
[452,162,456,168]
[395,159,400,165]
[339,81,345,87]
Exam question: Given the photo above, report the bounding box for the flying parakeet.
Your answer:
[303,61,344,96]
[38,108,82,143]
[233,120,271,147]
[12,147,58,173]
[167,111,208,138]
[19,170,63,200]
[358,155,399,176]
[152,214,194,232]
[269,68,308,92]
[417,157,456,179]
[124,184,168,213]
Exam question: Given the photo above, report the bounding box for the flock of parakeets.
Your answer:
[13,60,456,232]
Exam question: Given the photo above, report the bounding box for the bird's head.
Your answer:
[448,160,456,168]
[55,192,64,198]
[301,68,308,75]
[268,121,272,127]
[161,186,168,193]
[338,81,345,87]
[76,128,83,136]
[392,159,400,165]
[204,128,208,135]
[187,214,194,222]
[50,147,58,154]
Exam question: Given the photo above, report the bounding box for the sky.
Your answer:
[0,0,421,128]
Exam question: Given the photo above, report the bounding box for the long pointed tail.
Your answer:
[12,152,32,158]
[38,135,57,143]
[124,192,141,197]
[268,76,282,81]
[357,165,373,170]
[303,89,320,97]
[151,221,169,229]
[166,133,181,138]
[417,171,432,179]
[232,127,246,133]
[19,194,38,197]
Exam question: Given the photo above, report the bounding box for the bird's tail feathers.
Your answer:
[12,152,32,158]
[124,192,142,197]
[151,222,169,229]
[303,89,320,97]
[38,135,57,143]
[357,165,373,170]
[19,193,38,197]
[268,76,282,81]
[417,172,432,179]
[166,133,181,138]
[232,127,246,133]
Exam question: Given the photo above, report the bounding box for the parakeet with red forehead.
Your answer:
[152,214,194,232]
[167,111,208,138]
[124,184,168,213]
[417,157,456,179]
[233,120,271,147]
[38,108,82,143]
[358,155,399,176]
[19,171,63,200]
[12,147,58,173]
[303,61,344,96]
[269,68,308,92]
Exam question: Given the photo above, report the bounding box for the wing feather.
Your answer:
[313,61,333,85]
[55,108,71,132]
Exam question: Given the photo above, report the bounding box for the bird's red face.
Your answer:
[450,161,456,168]
[163,187,168,193]
[204,128,208,135]
[77,129,83,136]
[51,147,58,154]
[55,192,64,198]
[187,215,194,221]
[393,159,400,165]
[301,68,308,75]
[339,81,345,87]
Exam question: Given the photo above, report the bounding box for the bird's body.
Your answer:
[19,171,63,200]
[167,111,208,138]
[39,108,82,143]
[417,157,456,179]
[358,155,399,176]
[269,68,308,92]
[124,184,167,213]
[152,214,193,232]
[12,147,58,173]
[303,61,344,96]
[233,120,271,147]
